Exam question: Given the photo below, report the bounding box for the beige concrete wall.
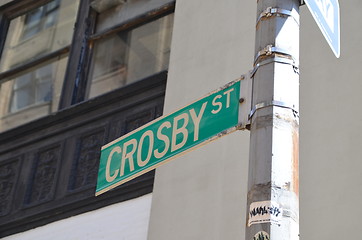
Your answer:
[148,1,255,239]
[0,0,12,7]
[149,0,362,239]
[300,1,362,239]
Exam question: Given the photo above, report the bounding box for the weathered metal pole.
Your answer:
[245,0,300,239]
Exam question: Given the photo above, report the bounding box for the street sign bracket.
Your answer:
[249,100,299,120]
[238,73,252,130]
[251,56,299,78]
[254,45,298,66]
[257,7,300,27]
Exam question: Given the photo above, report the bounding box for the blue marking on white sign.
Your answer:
[305,0,340,58]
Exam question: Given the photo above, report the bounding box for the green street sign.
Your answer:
[96,80,241,196]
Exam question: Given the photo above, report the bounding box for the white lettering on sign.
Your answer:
[248,201,282,226]
[223,88,234,108]
[211,88,235,114]
[137,130,154,167]
[316,0,334,32]
[154,121,171,159]
[104,94,234,183]
[171,113,189,152]
[120,139,137,176]
[189,102,207,141]
[106,146,121,182]
[211,95,222,114]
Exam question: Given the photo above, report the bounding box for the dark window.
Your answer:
[87,13,174,98]
[0,0,79,131]
[10,64,53,112]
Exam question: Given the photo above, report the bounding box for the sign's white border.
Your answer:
[305,0,340,58]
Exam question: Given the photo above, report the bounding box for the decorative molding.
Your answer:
[124,109,155,134]
[69,129,106,191]
[25,146,61,206]
[0,159,20,216]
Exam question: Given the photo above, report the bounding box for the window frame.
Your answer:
[0,0,72,92]
[0,0,78,131]
[9,63,53,113]
[61,0,176,106]
[0,0,175,127]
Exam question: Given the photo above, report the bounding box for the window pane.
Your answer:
[13,73,32,90]
[22,1,59,39]
[87,14,173,99]
[37,64,53,81]
[11,88,35,112]
[44,11,58,28]
[0,57,68,132]
[0,0,79,73]
[127,15,173,82]
[23,8,43,38]
[46,0,60,12]
[36,81,52,103]
[91,33,129,80]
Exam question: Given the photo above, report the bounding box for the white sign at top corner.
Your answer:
[304,0,340,58]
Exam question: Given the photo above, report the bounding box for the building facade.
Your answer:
[0,0,174,238]
[1,0,362,239]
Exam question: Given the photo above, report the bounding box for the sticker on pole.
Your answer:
[253,231,270,240]
[248,201,282,226]
[304,0,340,58]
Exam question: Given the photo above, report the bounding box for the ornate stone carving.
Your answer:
[125,110,154,133]
[0,160,19,216]
[69,130,105,190]
[26,146,60,205]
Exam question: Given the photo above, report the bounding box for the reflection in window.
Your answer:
[0,58,68,131]
[22,0,60,40]
[0,0,78,73]
[10,65,53,112]
[0,0,79,132]
[87,14,174,98]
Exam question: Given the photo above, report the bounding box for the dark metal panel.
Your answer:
[58,0,94,108]
[0,157,21,217]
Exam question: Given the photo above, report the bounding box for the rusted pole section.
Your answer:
[245,0,300,239]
